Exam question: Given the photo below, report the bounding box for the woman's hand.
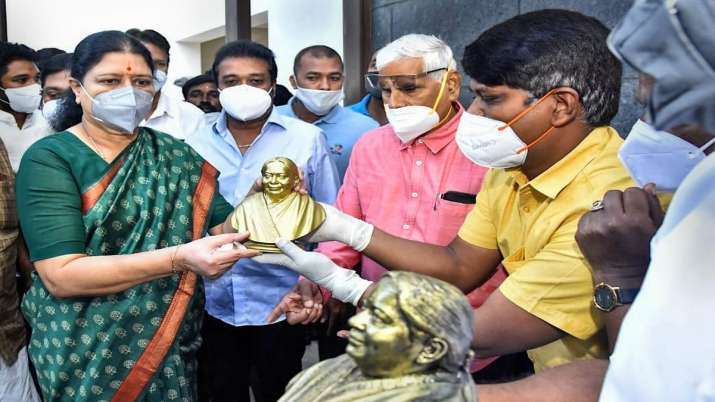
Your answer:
[175,232,260,279]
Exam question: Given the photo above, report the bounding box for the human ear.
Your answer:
[69,79,82,103]
[550,87,580,128]
[415,337,449,366]
[446,71,461,102]
[289,75,298,90]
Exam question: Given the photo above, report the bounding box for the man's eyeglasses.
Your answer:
[365,67,448,91]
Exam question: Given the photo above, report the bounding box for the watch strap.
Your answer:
[616,287,640,304]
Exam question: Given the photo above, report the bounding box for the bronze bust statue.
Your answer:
[279,272,477,401]
[231,157,326,252]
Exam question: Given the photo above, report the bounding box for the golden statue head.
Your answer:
[346,272,474,378]
[261,157,300,203]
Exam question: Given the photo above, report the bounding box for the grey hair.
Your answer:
[376,34,455,81]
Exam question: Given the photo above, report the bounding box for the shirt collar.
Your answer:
[0,109,16,126]
[0,109,44,129]
[398,102,464,154]
[520,126,615,199]
[212,107,287,137]
[287,96,341,124]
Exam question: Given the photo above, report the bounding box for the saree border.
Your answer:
[111,162,217,402]
[81,159,124,214]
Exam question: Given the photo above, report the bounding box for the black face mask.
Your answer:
[198,101,220,113]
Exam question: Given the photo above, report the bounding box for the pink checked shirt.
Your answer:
[317,103,506,371]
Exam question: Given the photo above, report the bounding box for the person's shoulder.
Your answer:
[276,113,324,139]
[176,99,205,118]
[336,106,379,128]
[580,126,634,190]
[20,131,76,167]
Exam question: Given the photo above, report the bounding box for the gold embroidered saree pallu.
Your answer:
[22,129,218,402]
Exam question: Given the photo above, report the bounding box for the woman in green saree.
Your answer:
[16,31,257,402]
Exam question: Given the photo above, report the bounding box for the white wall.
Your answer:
[267,0,344,87]
[7,0,225,92]
[8,0,345,89]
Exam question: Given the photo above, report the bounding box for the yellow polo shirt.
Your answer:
[458,126,632,372]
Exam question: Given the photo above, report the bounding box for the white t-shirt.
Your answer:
[141,91,206,140]
[0,110,52,171]
[600,152,715,402]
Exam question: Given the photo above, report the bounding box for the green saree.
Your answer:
[17,128,232,402]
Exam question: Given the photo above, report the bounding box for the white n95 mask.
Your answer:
[619,119,715,193]
[456,89,557,169]
[220,85,273,121]
[295,87,343,116]
[81,84,154,134]
[1,83,42,113]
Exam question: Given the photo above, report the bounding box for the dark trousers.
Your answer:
[198,313,306,402]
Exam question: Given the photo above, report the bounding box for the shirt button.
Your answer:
[411,192,418,198]
[415,160,423,167]
[523,206,530,213]
[417,139,424,144]
[402,224,410,230]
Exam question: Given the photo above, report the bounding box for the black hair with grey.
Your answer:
[293,45,343,75]
[462,9,622,126]
[212,40,278,84]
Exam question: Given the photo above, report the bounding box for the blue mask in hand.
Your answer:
[619,119,715,193]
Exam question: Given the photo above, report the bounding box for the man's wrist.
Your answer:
[593,266,647,289]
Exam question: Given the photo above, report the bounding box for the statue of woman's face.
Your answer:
[262,160,295,201]
[346,279,432,378]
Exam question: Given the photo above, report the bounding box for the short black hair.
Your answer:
[212,40,278,84]
[126,28,171,59]
[273,84,293,106]
[0,42,37,79]
[182,73,214,100]
[36,48,66,65]
[293,45,343,75]
[461,9,622,126]
[40,53,73,87]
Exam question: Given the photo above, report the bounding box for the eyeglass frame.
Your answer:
[364,67,449,91]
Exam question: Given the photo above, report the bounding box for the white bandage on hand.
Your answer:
[255,239,373,306]
[307,203,374,252]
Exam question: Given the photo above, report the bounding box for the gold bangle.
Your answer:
[170,244,181,275]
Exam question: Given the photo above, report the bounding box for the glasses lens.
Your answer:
[365,73,380,90]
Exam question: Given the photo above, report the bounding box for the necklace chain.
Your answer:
[81,127,107,160]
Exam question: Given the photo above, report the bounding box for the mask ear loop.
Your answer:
[691,135,715,158]
[497,88,558,154]
[430,62,452,113]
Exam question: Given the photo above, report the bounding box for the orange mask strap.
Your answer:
[497,88,559,154]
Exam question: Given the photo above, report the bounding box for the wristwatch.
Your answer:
[593,282,640,312]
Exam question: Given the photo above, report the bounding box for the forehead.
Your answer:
[3,60,39,77]
[86,52,152,77]
[189,82,216,92]
[369,279,399,308]
[264,161,289,173]
[469,79,520,95]
[378,57,424,76]
[217,56,270,78]
[43,69,71,86]
[296,54,343,75]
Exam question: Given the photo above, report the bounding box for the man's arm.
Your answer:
[472,289,564,355]
[479,359,608,402]
[575,186,663,352]
[363,232,502,292]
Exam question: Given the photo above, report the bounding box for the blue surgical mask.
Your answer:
[619,119,715,192]
[153,69,168,92]
[80,84,154,134]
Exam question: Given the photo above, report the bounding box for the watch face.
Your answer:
[594,285,616,311]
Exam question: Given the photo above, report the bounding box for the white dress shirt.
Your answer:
[0,110,52,172]
[141,91,206,140]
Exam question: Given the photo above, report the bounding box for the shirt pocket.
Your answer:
[501,247,526,275]
[436,200,474,235]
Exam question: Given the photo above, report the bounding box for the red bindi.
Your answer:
[126,66,132,72]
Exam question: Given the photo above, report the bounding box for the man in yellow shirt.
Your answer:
[262,9,630,372]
